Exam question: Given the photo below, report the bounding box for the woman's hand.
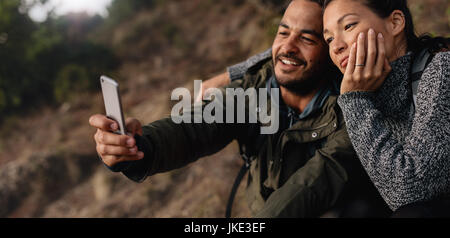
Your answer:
[340,28,392,94]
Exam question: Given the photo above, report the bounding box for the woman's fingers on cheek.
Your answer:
[345,42,357,76]
[356,32,366,67]
[375,33,386,70]
[366,29,377,68]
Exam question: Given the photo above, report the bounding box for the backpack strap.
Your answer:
[225,144,252,218]
[225,131,265,218]
[410,48,432,110]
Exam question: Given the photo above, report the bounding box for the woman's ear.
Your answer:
[387,10,406,36]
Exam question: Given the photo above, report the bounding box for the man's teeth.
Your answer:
[281,59,299,66]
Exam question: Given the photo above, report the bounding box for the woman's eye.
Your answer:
[344,22,357,30]
[326,37,334,44]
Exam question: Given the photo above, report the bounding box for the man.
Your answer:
[89,0,383,217]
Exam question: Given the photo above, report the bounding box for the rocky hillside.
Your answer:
[0,0,283,218]
[0,0,448,218]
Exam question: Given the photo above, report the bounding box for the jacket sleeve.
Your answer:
[227,48,272,81]
[121,80,254,183]
[121,117,243,182]
[254,121,359,218]
[336,52,450,211]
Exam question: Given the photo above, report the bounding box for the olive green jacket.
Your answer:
[122,60,364,217]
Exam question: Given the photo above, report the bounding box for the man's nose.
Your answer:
[282,35,300,54]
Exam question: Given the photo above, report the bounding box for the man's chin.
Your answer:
[274,70,303,85]
[275,72,321,94]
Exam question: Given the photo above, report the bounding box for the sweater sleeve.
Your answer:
[337,52,450,211]
[227,48,272,81]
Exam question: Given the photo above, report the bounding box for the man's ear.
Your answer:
[386,10,406,36]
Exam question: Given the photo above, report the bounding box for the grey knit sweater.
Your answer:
[337,51,450,211]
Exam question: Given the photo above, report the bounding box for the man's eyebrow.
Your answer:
[279,22,321,38]
[279,22,289,29]
[323,13,359,35]
[300,29,322,38]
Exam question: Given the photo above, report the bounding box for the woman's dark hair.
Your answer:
[323,0,449,54]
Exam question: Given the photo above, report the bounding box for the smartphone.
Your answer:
[100,75,126,135]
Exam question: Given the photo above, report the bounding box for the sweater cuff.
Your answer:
[227,48,272,81]
[337,91,377,118]
[227,63,248,82]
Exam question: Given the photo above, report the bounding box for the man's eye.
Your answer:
[301,37,315,43]
[279,32,288,36]
[344,22,357,30]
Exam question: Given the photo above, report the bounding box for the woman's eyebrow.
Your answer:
[337,13,359,24]
[323,13,359,35]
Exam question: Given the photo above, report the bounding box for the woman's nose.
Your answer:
[331,37,347,55]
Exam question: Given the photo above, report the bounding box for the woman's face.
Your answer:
[323,0,395,73]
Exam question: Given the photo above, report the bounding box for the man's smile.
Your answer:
[276,55,306,72]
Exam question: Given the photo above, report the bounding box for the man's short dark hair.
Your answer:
[280,0,324,14]
[307,0,324,7]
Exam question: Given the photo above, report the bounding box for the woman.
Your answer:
[322,0,450,217]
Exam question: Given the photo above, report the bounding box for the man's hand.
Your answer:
[89,114,144,168]
[195,72,231,102]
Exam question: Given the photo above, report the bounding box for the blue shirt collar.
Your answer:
[266,75,338,127]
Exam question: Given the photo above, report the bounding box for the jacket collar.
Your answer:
[266,73,339,131]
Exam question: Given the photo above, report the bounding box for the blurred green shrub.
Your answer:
[105,0,164,28]
[0,0,119,122]
[53,64,90,104]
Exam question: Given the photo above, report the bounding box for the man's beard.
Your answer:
[275,64,326,95]
[276,74,320,95]
[274,52,327,95]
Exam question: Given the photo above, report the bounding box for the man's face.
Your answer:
[272,0,329,90]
